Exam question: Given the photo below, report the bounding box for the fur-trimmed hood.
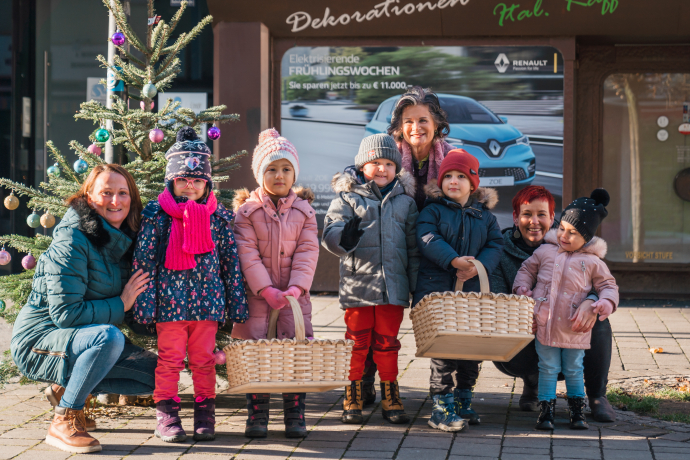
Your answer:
[544,228,608,259]
[330,166,416,198]
[232,186,315,212]
[69,197,112,248]
[423,182,499,210]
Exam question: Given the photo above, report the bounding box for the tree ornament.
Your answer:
[40,212,55,228]
[27,211,41,228]
[74,159,89,174]
[142,82,157,98]
[3,192,19,210]
[47,163,61,177]
[214,349,226,365]
[140,100,154,110]
[0,247,10,265]
[0,299,5,313]
[111,30,125,46]
[95,127,110,142]
[87,144,102,155]
[149,128,164,143]
[208,125,221,141]
[21,254,36,270]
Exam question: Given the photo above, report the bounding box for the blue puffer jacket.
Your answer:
[131,196,248,325]
[11,198,133,386]
[413,183,504,307]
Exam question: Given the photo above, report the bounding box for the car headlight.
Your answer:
[446,137,464,146]
[516,135,530,146]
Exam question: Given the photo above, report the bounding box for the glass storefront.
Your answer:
[602,73,690,264]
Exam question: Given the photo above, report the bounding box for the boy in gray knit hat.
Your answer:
[322,133,419,427]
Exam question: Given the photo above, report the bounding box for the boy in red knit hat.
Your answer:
[413,149,504,431]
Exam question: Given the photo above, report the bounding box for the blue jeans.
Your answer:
[535,338,585,401]
[60,324,157,410]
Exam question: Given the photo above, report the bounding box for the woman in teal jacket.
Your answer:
[11,165,154,454]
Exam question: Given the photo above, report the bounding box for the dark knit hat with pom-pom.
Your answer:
[164,126,213,188]
[561,189,610,242]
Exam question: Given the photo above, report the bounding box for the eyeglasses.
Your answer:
[173,177,208,190]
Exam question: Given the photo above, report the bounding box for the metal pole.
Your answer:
[105,9,116,164]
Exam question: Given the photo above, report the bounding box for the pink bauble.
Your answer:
[0,250,10,265]
[140,101,154,110]
[149,128,164,143]
[21,254,36,270]
[87,144,102,155]
[207,126,221,141]
[213,349,226,365]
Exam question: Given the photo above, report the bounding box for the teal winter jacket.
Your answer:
[11,198,133,386]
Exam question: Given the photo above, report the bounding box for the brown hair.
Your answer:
[67,164,143,231]
[387,86,450,143]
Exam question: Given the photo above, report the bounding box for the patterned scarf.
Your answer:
[158,188,217,270]
[398,139,451,182]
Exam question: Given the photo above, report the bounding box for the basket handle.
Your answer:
[454,259,490,294]
[266,296,306,341]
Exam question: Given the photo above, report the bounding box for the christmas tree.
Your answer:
[0,0,245,366]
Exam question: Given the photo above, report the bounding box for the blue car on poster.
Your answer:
[365,94,536,188]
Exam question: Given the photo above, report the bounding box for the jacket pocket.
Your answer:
[532,287,549,328]
[31,348,67,359]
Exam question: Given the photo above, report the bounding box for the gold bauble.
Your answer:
[40,212,56,228]
[4,194,19,210]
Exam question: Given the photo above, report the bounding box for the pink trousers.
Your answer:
[154,321,218,403]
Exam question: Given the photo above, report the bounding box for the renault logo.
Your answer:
[495,54,510,73]
[489,140,501,156]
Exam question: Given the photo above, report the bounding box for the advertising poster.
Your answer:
[281,46,564,229]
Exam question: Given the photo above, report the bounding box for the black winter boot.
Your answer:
[567,397,589,430]
[245,394,270,438]
[282,393,307,438]
[589,396,616,423]
[535,399,556,430]
[362,379,376,407]
[342,381,363,424]
[518,374,540,412]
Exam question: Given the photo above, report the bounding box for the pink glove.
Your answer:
[592,299,615,321]
[282,286,303,302]
[515,286,533,297]
[260,286,288,310]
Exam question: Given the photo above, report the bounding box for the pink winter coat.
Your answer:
[512,229,619,349]
[231,187,319,340]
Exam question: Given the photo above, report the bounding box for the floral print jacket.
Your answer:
[131,197,249,325]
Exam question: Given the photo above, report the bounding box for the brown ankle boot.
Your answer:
[380,380,410,424]
[45,385,96,432]
[45,407,101,453]
[342,380,363,424]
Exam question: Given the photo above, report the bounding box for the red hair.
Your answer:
[511,185,555,217]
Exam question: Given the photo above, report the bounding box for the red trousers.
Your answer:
[344,304,404,382]
[154,321,218,403]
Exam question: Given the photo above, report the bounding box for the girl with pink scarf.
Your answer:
[131,127,248,444]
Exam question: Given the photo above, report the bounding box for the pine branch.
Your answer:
[0,235,51,256]
[103,0,148,55]
[47,142,80,184]
[0,179,49,203]
[165,0,187,39]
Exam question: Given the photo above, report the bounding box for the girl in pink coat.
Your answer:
[513,189,619,432]
[232,128,319,439]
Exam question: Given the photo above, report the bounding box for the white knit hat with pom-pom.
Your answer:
[252,128,300,187]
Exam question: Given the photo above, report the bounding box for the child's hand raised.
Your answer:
[515,286,533,297]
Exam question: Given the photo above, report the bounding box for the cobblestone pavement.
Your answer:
[1,299,690,459]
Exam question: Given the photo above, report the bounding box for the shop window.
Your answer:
[602,73,690,264]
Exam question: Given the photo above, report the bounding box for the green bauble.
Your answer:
[27,212,41,228]
[0,299,5,313]
[142,83,157,98]
[95,128,110,143]
[47,163,60,177]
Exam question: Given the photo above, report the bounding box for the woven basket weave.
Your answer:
[410,259,535,362]
[223,296,353,394]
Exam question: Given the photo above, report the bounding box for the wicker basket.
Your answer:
[223,296,353,394]
[410,259,535,362]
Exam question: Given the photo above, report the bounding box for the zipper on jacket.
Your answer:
[31,348,67,358]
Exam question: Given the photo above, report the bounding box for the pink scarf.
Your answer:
[398,139,452,181]
[158,188,217,270]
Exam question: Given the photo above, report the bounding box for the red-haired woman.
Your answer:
[489,185,616,423]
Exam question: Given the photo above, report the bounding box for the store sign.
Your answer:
[86,77,107,105]
[678,123,690,135]
[282,45,564,230]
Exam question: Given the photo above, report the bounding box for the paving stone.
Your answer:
[552,445,601,458]
[400,434,452,449]
[342,451,395,459]
[499,454,550,460]
[602,449,653,460]
[450,441,502,457]
[289,447,345,459]
[347,436,401,451]
[502,446,551,456]
[0,445,31,459]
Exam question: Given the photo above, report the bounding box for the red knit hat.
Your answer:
[437,149,480,191]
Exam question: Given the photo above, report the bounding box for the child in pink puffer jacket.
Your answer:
[232,128,319,440]
[513,189,619,432]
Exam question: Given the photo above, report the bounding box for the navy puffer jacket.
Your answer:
[413,183,504,307]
